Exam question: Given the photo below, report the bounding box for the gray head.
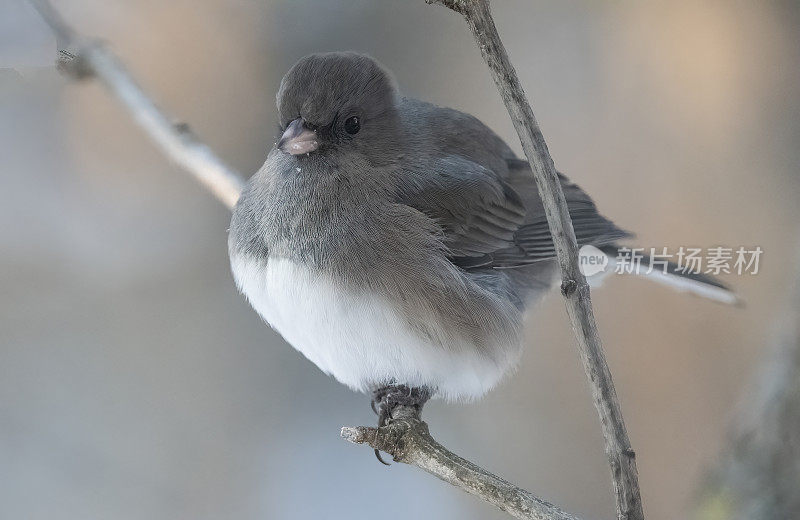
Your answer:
[275,52,402,167]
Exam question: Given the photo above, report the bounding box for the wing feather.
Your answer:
[395,99,630,269]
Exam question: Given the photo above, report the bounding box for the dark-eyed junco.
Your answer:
[228,52,733,433]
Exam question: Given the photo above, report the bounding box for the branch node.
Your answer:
[56,49,94,80]
[560,279,578,297]
[173,121,192,134]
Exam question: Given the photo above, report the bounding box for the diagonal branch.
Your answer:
[29,0,245,210]
[426,1,644,519]
[342,405,581,520]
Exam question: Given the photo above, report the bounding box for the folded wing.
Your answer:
[397,155,631,269]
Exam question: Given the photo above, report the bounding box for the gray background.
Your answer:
[2,1,798,519]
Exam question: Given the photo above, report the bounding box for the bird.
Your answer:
[228,52,735,461]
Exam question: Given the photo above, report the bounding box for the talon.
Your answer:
[367,384,432,465]
[374,448,391,465]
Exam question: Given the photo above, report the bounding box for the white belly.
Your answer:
[229,255,514,400]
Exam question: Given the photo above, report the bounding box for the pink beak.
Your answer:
[277,118,319,155]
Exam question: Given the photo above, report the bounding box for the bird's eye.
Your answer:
[344,116,360,135]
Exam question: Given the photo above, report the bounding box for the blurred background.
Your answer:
[2,1,799,519]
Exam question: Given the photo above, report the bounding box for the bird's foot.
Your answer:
[370,384,431,465]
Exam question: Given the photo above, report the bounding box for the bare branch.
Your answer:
[29,0,245,210]
[342,405,581,520]
[426,1,644,519]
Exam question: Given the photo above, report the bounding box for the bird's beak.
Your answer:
[277,118,318,155]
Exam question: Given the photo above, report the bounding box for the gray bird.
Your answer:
[228,52,734,457]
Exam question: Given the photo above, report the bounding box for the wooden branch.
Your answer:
[426,1,644,519]
[342,405,581,520]
[29,0,245,210]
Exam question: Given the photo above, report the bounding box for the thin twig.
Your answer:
[29,0,245,209]
[427,1,644,519]
[342,405,581,520]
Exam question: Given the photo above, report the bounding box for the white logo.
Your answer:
[579,245,609,276]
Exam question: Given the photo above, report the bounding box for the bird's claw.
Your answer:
[369,384,431,465]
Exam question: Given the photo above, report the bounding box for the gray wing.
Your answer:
[396,98,631,269]
[397,156,631,269]
[396,155,528,258]
[486,158,632,268]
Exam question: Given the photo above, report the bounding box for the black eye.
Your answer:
[344,116,360,135]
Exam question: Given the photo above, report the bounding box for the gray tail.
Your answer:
[599,246,741,306]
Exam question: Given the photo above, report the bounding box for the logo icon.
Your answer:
[579,245,609,276]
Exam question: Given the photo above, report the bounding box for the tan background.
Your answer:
[1,1,798,519]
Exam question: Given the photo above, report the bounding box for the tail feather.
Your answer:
[599,246,741,306]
